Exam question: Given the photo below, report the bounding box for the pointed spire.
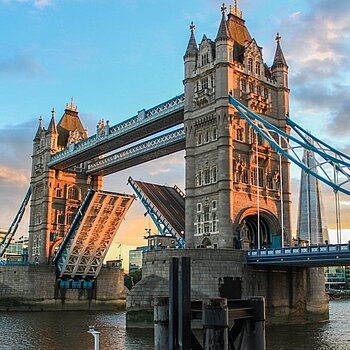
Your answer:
[216,3,231,41]
[184,21,198,58]
[48,108,58,134]
[272,32,288,69]
[34,116,44,141]
[66,96,78,112]
[229,0,243,18]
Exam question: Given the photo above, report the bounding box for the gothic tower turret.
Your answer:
[28,100,102,264]
[184,2,292,249]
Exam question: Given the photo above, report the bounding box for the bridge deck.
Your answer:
[128,177,185,245]
[247,244,350,267]
[53,189,134,278]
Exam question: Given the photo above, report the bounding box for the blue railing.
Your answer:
[247,243,350,266]
[248,243,350,257]
[0,260,29,266]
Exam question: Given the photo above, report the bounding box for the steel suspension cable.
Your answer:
[279,135,284,248]
[256,131,261,249]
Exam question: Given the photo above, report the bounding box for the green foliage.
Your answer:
[124,269,142,290]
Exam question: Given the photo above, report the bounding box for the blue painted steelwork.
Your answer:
[49,93,185,167]
[87,127,185,175]
[247,243,350,266]
[53,189,95,267]
[128,177,185,248]
[0,260,29,266]
[0,187,31,258]
[229,95,350,195]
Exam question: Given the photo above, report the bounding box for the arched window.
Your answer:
[255,62,261,75]
[202,238,212,248]
[241,79,247,92]
[68,186,79,200]
[204,168,211,184]
[212,127,217,141]
[56,188,62,198]
[236,128,243,141]
[248,58,253,72]
[211,166,217,183]
[197,132,202,145]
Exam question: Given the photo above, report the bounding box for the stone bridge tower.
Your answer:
[184,3,292,249]
[28,100,102,264]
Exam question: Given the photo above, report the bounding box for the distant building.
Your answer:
[325,266,350,289]
[325,266,346,288]
[0,229,13,244]
[129,248,145,273]
[296,143,329,244]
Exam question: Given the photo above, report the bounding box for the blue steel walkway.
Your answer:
[247,243,350,267]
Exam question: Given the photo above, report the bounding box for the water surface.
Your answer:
[0,301,348,349]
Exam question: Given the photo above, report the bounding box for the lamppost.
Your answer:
[88,326,100,350]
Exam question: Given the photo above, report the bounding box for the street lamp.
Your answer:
[88,326,100,350]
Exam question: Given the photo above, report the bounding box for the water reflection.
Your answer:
[0,301,348,349]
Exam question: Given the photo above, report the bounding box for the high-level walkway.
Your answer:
[48,94,184,170]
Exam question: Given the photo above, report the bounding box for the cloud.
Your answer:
[0,52,45,80]
[270,0,350,140]
[0,0,52,8]
[0,166,28,184]
[0,120,35,228]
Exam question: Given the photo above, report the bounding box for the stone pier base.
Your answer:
[0,265,126,311]
[126,249,328,327]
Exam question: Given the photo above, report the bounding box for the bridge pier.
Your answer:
[0,265,127,311]
[126,249,328,327]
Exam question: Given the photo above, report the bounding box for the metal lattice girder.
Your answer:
[128,177,185,247]
[54,190,134,278]
[229,95,350,196]
[48,94,184,169]
[0,187,31,258]
[86,127,185,176]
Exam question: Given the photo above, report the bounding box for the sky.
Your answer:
[1,0,350,267]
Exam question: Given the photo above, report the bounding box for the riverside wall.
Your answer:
[0,265,126,311]
[126,249,328,327]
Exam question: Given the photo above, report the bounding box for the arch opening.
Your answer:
[238,209,281,249]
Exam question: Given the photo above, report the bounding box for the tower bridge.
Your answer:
[1,1,350,322]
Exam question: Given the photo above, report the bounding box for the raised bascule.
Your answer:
[2,1,350,321]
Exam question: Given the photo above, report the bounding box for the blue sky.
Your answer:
[1,0,350,254]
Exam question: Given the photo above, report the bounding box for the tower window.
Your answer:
[197,132,202,145]
[241,79,246,92]
[201,52,209,66]
[264,88,269,99]
[249,82,254,93]
[212,200,217,210]
[248,58,253,72]
[204,129,210,143]
[255,62,261,75]
[197,171,203,186]
[242,169,248,184]
[236,128,243,141]
[204,168,211,184]
[68,186,79,200]
[211,166,217,183]
[201,77,209,90]
[212,128,217,141]
[197,203,202,213]
[257,85,262,96]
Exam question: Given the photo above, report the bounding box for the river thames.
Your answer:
[0,300,348,349]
